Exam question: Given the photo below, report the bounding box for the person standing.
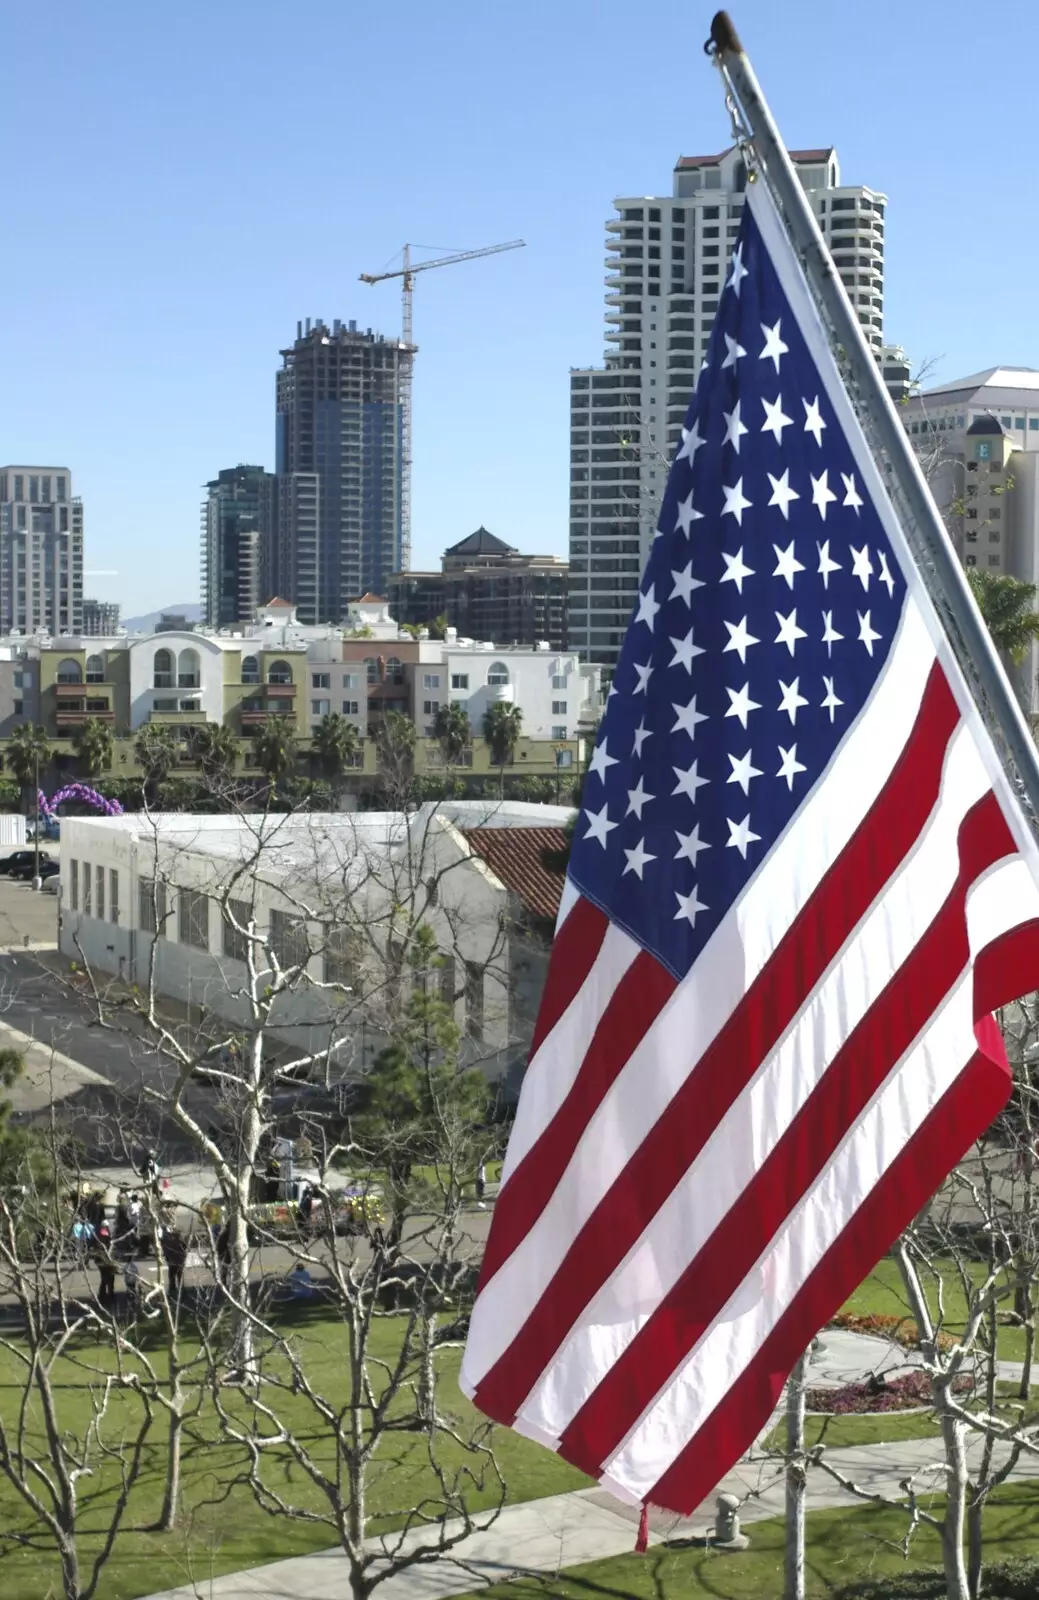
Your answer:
[161,1226,188,1302]
[94,1220,116,1310]
[475,1162,487,1209]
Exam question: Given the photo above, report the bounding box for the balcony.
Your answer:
[240,705,296,727]
[56,708,116,729]
[148,708,207,725]
[56,681,103,699]
[263,681,297,697]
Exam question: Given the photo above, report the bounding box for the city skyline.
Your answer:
[4,1,1039,614]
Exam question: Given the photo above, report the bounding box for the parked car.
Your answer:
[9,857,58,882]
[0,850,50,877]
[42,872,62,895]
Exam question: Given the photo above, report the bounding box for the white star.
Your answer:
[803,395,827,446]
[632,660,654,695]
[759,318,789,373]
[776,743,807,792]
[675,490,703,537]
[670,561,703,607]
[723,615,759,664]
[775,608,807,656]
[674,885,708,927]
[676,418,705,464]
[850,543,874,590]
[672,694,708,741]
[672,759,709,803]
[675,823,710,867]
[817,540,841,589]
[842,472,864,514]
[858,610,882,656]
[722,332,747,370]
[726,682,761,730]
[727,748,763,796]
[777,677,809,725]
[767,469,800,522]
[623,837,656,880]
[726,813,761,859]
[727,242,748,296]
[761,393,793,443]
[773,540,805,588]
[822,610,843,656]
[635,584,660,630]
[721,477,753,525]
[878,551,896,598]
[720,547,755,594]
[821,676,843,723]
[587,738,618,783]
[583,802,617,849]
[811,470,838,520]
[722,400,749,454]
[632,719,652,757]
[625,776,653,821]
[669,627,703,674]
[608,683,618,698]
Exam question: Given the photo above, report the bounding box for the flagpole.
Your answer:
[784,1351,808,1600]
[706,10,1039,833]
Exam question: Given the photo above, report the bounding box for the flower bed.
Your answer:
[806,1370,972,1415]
[829,1311,956,1352]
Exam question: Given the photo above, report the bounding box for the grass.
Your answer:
[762,1412,941,1451]
[447,1483,1039,1599]
[839,1256,1029,1363]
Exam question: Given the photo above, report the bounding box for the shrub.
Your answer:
[806,1370,972,1416]
[830,1311,956,1352]
[836,1558,1039,1597]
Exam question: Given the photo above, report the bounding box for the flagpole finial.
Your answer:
[707,11,742,55]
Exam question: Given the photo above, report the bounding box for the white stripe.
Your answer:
[601,966,982,1502]
[966,857,1039,953]
[506,722,991,1443]
[461,606,936,1393]
[556,874,580,931]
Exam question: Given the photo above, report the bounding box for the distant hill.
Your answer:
[121,603,203,633]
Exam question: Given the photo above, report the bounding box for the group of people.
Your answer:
[72,1188,190,1311]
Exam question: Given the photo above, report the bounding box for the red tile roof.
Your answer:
[463,827,569,922]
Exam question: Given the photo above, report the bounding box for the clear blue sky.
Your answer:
[2,0,1035,614]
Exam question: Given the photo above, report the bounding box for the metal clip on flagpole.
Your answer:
[705,10,1039,835]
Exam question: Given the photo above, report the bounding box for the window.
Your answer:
[85,654,104,683]
[988,555,1001,566]
[422,699,438,716]
[13,475,23,500]
[439,953,456,1008]
[451,673,469,690]
[56,657,82,684]
[422,673,440,689]
[552,673,567,689]
[1000,416,1012,428]
[109,869,119,924]
[56,476,66,501]
[342,699,359,715]
[223,898,253,963]
[95,866,104,921]
[178,887,209,950]
[465,961,484,1043]
[138,878,167,934]
[487,662,509,686]
[241,655,260,684]
[555,749,573,769]
[311,699,331,716]
[989,531,1001,543]
[269,908,308,969]
[364,657,378,684]
[551,725,567,740]
[152,697,178,712]
[267,658,292,685]
[177,648,200,688]
[69,859,78,911]
[12,700,22,717]
[1031,419,1039,432]
[342,672,357,688]
[82,865,91,917]
[552,700,567,715]
[153,647,174,689]
[385,656,404,685]
[324,926,359,990]
[311,672,330,689]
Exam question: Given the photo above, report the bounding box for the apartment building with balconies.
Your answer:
[0,466,83,635]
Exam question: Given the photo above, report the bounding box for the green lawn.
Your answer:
[841,1256,1029,1363]
[762,1411,941,1451]
[448,1483,1039,1599]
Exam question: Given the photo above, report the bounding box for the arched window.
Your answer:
[177,647,201,688]
[85,654,104,684]
[267,658,292,686]
[241,654,260,684]
[487,661,510,686]
[56,658,82,684]
[364,656,378,685]
[385,655,404,685]
[153,648,174,689]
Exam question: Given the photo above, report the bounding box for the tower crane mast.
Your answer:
[360,238,525,570]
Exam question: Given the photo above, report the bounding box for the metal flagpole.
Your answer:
[784,1352,808,1600]
[706,10,1039,834]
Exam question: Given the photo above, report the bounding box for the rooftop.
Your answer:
[463,825,570,921]
[444,526,517,560]
[673,145,834,170]
[916,367,1039,398]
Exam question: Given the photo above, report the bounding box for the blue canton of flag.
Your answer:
[569,198,907,978]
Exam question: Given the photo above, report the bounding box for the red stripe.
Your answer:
[526,894,610,1064]
[473,662,958,1424]
[481,953,677,1286]
[558,792,1012,1474]
[648,1043,1012,1514]
[973,918,1039,1019]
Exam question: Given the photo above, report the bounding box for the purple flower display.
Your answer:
[805,1370,973,1415]
[37,784,124,819]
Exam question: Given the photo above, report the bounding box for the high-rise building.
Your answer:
[569,145,890,672]
[201,464,276,626]
[82,598,121,636]
[0,465,83,635]
[387,527,569,649]
[274,317,410,624]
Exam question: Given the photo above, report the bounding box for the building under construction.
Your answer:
[273,318,411,624]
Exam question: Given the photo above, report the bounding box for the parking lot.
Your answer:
[0,839,62,949]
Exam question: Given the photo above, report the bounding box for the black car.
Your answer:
[0,850,50,876]
[8,856,58,881]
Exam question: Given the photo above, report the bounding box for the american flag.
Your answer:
[460,179,1039,1514]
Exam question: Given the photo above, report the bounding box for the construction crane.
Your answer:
[360,239,525,569]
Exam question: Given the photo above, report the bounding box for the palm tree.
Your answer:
[191,724,239,788]
[250,717,297,786]
[376,711,416,806]
[6,725,50,789]
[483,702,523,796]
[433,701,471,768]
[133,724,178,799]
[967,570,1039,665]
[311,712,360,806]
[72,718,113,779]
